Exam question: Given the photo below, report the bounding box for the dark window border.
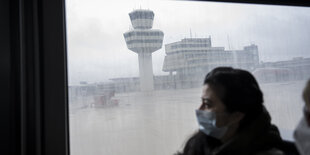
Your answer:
[1,0,310,155]
[2,0,68,155]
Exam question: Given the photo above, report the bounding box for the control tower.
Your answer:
[124,9,164,91]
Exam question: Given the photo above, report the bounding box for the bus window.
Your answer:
[66,0,310,154]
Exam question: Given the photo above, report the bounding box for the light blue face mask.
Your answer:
[195,109,228,139]
[294,117,310,155]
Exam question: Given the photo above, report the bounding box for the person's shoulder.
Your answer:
[255,148,285,155]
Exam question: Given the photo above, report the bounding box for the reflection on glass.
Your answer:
[66,0,310,154]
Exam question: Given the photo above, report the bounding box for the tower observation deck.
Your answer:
[124,9,164,91]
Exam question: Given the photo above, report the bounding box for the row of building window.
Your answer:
[124,31,163,38]
[129,12,154,20]
[186,58,255,65]
[167,49,258,56]
[184,54,232,59]
[126,39,163,44]
[167,50,231,55]
[170,43,211,49]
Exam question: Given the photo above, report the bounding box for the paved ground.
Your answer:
[69,80,307,155]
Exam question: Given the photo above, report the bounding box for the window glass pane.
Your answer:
[67,0,310,154]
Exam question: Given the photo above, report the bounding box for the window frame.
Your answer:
[2,0,310,155]
[2,0,68,154]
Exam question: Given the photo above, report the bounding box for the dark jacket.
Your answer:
[177,108,285,155]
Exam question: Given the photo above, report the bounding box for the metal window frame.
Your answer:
[1,0,310,155]
[1,0,68,155]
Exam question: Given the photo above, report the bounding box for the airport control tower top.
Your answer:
[124,9,164,54]
[129,9,154,29]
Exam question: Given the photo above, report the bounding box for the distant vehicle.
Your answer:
[90,83,119,108]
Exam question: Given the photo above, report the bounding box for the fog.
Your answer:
[66,0,310,84]
[69,81,306,155]
[67,1,310,155]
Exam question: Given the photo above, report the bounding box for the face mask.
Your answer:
[294,117,310,155]
[195,109,228,139]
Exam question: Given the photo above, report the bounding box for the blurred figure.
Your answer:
[294,79,310,155]
[177,67,284,155]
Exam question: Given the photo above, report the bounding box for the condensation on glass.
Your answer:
[66,1,310,155]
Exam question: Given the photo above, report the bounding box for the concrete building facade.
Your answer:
[162,37,259,88]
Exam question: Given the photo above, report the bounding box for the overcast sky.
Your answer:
[66,0,310,85]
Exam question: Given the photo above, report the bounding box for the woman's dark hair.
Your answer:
[177,67,264,155]
[203,67,264,130]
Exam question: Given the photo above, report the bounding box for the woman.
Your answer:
[177,67,284,155]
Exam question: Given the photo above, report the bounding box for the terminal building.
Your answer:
[162,37,259,88]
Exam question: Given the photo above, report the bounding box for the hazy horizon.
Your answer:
[66,0,310,85]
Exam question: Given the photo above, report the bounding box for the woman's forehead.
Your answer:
[202,85,218,99]
[201,84,211,95]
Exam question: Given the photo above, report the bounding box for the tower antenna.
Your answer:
[227,35,231,50]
